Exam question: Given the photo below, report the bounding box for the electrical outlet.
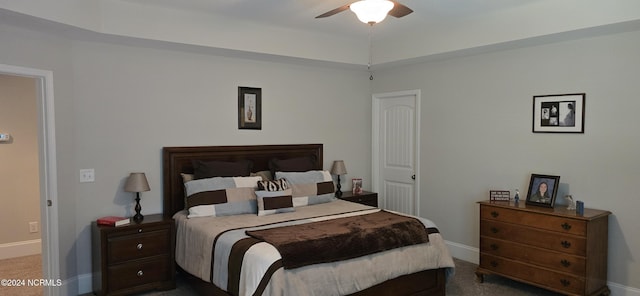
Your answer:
[80,169,95,183]
[29,222,38,233]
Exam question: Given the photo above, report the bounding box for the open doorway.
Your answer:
[0,74,43,295]
[0,64,60,296]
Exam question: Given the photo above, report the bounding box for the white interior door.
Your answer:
[372,90,420,216]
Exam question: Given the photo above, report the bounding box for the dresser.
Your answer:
[92,214,175,295]
[339,191,378,207]
[476,201,610,296]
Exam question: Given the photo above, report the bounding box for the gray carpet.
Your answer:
[137,258,563,296]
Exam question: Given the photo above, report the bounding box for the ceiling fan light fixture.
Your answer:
[350,0,394,24]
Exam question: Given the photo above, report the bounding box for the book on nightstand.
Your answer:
[97,216,130,227]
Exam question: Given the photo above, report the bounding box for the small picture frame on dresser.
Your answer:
[525,174,560,208]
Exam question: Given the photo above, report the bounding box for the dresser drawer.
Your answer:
[480,237,586,275]
[108,229,170,264]
[480,254,585,295]
[481,205,586,236]
[107,256,170,292]
[481,220,586,256]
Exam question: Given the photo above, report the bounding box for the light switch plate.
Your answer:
[80,169,95,183]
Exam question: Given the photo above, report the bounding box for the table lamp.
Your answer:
[330,160,347,197]
[124,172,150,222]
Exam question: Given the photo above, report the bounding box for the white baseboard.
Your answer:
[77,273,93,295]
[445,240,479,264]
[609,282,640,296]
[445,240,639,296]
[0,239,41,259]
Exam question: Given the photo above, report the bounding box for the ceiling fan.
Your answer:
[315,0,413,24]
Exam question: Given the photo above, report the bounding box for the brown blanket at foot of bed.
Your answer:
[245,210,434,269]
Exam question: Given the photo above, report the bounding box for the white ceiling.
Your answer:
[2,0,640,68]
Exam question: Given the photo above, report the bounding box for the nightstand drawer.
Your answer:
[107,256,170,292]
[480,237,586,275]
[339,191,378,207]
[480,205,586,236]
[108,229,170,263]
[348,195,377,207]
[481,220,586,256]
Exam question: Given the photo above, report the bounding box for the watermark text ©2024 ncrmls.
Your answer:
[1,278,63,287]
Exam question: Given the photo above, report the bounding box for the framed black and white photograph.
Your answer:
[532,93,585,133]
[525,174,560,208]
[238,86,262,130]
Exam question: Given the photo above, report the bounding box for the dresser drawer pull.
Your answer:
[138,228,143,233]
[137,243,143,250]
[560,259,571,267]
[561,241,572,248]
[561,222,572,230]
[490,211,499,218]
[490,261,498,268]
[137,270,144,277]
[560,279,571,287]
[490,227,499,234]
[490,244,499,251]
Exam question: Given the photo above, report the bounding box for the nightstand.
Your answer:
[92,214,175,295]
[339,191,378,207]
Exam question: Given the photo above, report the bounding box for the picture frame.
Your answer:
[238,86,262,130]
[352,178,363,195]
[532,93,585,133]
[525,174,560,208]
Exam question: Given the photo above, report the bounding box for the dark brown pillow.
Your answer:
[192,159,253,179]
[269,156,317,174]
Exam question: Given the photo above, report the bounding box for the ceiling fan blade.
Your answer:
[388,1,413,18]
[315,4,351,18]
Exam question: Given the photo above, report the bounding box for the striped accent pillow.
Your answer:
[257,179,289,191]
[256,189,295,216]
[275,171,335,207]
[184,176,261,218]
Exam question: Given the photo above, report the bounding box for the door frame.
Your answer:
[372,89,421,216]
[1,63,60,296]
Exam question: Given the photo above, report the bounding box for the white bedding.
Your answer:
[174,199,455,296]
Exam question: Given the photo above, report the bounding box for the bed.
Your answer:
[162,144,454,296]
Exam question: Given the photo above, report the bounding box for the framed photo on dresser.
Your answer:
[525,174,560,208]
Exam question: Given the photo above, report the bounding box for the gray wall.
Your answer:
[373,29,640,289]
[2,11,640,294]
[0,75,40,245]
[1,18,373,294]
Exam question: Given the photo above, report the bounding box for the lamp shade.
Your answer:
[124,172,150,193]
[350,0,394,24]
[330,160,347,175]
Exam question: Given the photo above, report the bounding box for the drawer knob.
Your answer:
[138,228,143,233]
[561,240,572,248]
[137,270,144,277]
[490,211,499,218]
[490,261,498,268]
[490,244,499,251]
[490,227,499,234]
[560,259,571,267]
[560,279,571,287]
[561,222,572,230]
[137,243,143,250]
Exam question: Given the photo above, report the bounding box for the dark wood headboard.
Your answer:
[162,144,323,219]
